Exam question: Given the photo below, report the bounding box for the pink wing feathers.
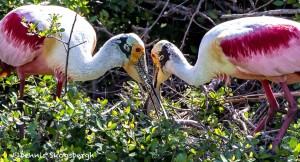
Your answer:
[0,10,45,67]
[219,24,300,76]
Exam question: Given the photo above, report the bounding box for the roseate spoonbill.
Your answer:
[0,5,147,139]
[145,16,300,152]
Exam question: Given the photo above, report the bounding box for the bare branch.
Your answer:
[101,101,123,116]
[225,91,300,103]
[141,0,170,39]
[249,0,274,13]
[95,20,114,38]
[248,0,256,10]
[221,9,300,19]
[180,0,205,50]
[64,13,79,95]
[175,119,205,129]
[70,41,87,49]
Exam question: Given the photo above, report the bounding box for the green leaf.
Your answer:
[89,16,98,23]
[43,75,52,81]
[96,119,104,130]
[287,0,296,4]
[27,123,37,136]
[125,107,130,114]
[190,148,196,155]
[290,137,298,149]
[105,152,117,160]
[111,110,118,116]
[107,121,117,130]
[273,0,285,6]
[151,126,157,134]
[0,114,9,125]
[220,154,228,162]
[259,153,271,159]
[190,45,198,54]
[234,149,241,159]
[129,152,137,157]
[294,143,300,152]
[46,127,57,135]
[101,9,109,18]
[150,138,159,152]
[101,99,108,107]
[175,153,187,162]
[128,143,136,151]
[66,101,75,110]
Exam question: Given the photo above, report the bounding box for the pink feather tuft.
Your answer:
[2,13,44,50]
[220,25,300,60]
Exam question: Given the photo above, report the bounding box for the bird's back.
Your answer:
[197,16,300,82]
[0,5,96,68]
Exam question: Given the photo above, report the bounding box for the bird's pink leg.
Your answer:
[18,78,25,104]
[251,80,280,135]
[18,78,25,139]
[271,82,298,152]
[54,70,66,99]
[55,80,64,98]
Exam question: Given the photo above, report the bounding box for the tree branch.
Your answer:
[180,0,205,50]
[221,9,300,19]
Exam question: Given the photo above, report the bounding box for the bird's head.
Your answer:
[144,40,181,114]
[114,33,148,83]
[151,40,182,88]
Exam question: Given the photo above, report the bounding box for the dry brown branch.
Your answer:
[143,0,191,16]
[222,1,247,14]
[175,119,205,129]
[238,106,256,129]
[221,9,300,19]
[225,91,300,103]
[101,101,123,116]
[180,0,205,50]
[249,0,274,13]
[95,20,114,37]
[248,0,256,10]
[141,0,170,38]
[167,105,193,112]
[223,105,247,132]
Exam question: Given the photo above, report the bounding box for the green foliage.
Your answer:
[22,13,65,38]
[1,0,300,161]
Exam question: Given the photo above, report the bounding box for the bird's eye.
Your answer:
[151,53,156,58]
[136,48,141,52]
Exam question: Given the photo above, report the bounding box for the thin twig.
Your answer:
[64,13,78,96]
[221,9,300,19]
[248,0,256,10]
[180,0,205,50]
[101,101,123,116]
[225,91,300,103]
[175,119,205,129]
[70,41,87,49]
[95,20,114,37]
[250,0,273,13]
[141,0,170,38]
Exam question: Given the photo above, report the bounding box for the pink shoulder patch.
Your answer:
[2,12,44,50]
[220,25,300,60]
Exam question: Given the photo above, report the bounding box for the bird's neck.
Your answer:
[169,58,213,86]
[74,43,124,81]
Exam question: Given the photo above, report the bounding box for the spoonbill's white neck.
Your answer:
[66,33,146,83]
[158,41,214,86]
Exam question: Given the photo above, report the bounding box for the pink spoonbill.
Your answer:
[146,16,300,152]
[0,5,147,139]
